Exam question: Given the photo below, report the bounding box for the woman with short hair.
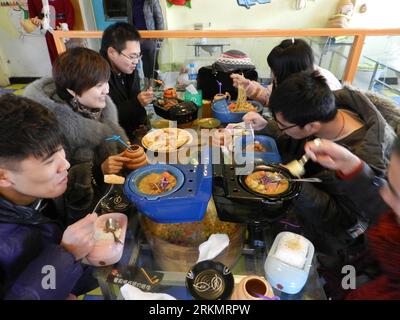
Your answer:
[24,47,131,222]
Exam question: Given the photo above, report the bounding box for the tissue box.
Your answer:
[264,232,314,294]
[275,233,309,269]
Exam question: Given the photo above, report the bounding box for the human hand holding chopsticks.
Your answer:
[138,87,154,107]
[242,111,268,131]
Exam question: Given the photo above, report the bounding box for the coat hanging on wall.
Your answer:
[167,0,191,8]
[237,0,271,10]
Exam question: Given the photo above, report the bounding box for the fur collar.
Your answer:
[334,86,396,172]
[24,78,128,164]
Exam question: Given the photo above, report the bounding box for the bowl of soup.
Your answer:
[212,100,263,124]
[126,164,184,200]
[244,170,289,196]
[239,164,300,202]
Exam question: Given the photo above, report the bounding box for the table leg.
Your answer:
[369,62,380,90]
[328,50,335,71]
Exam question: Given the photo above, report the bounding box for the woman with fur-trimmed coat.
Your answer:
[24,47,131,223]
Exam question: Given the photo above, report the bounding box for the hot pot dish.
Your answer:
[244,171,289,196]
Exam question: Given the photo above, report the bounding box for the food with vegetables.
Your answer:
[137,171,177,195]
[245,171,289,196]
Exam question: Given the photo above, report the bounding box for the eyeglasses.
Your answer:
[276,121,298,131]
[120,51,142,62]
[272,113,298,131]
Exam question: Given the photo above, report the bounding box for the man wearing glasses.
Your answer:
[243,70,397,275]
[100,22,154,142]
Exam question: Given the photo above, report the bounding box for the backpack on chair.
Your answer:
[197,50,258,100]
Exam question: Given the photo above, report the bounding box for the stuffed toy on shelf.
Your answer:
[327,0,355,28]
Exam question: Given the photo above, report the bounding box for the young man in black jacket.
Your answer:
[100,22,154,142]
[243,70,396,263]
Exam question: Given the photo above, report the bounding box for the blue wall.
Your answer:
[92,0,127,30]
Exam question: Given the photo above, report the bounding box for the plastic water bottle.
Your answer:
[187,63,198,87]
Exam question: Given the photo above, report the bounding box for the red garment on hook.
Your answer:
[28,0,74,64]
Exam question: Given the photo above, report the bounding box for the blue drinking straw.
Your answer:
[216,80,222,94]
[105,135,133,151]
[254,293,280,300]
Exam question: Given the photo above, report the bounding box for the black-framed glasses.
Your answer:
[272,113,298,131]
[120,51,142,62]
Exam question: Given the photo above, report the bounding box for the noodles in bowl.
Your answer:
[228,85,256,113]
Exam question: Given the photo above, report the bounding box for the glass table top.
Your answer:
[93,202,327,301]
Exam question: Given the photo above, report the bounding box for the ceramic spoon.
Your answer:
[105,218,123,245]
[284,138,321,177]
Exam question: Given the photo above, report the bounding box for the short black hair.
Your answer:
[100,22,141,55]
[269,70,337,127]
[267,38,314,86]
[0,94,64,170]
[53,47,110,101]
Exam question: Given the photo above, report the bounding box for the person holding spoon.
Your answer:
[0,94,98,300]
[243,70,396,267]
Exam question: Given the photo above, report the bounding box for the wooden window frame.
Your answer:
[52,28,400,84]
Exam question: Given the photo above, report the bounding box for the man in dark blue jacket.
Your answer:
[0,94,97,300]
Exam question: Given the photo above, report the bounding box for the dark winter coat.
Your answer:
[127,0,165,31]
[24,78,128,222]
[0,198,96,300]
[100,53,148,141]
[331,163,400,300]
[261,87,397,255]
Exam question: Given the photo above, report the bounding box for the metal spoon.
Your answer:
[253,165,322,183]
[105,218,123,244]
[269,177,322,183]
